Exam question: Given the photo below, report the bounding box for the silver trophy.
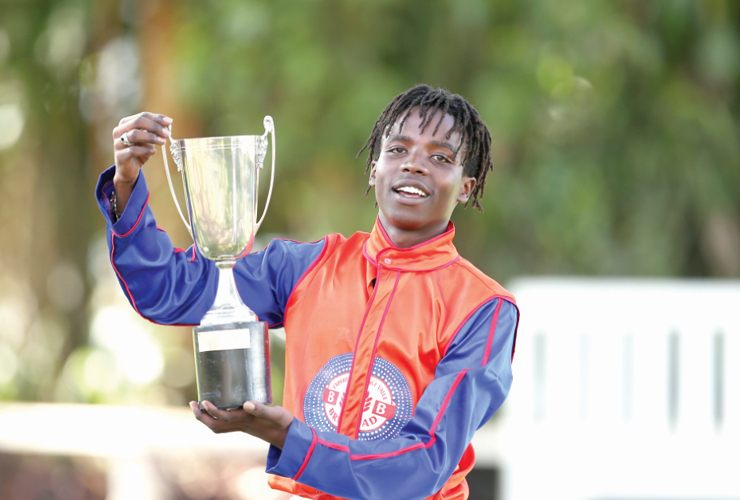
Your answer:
[162,116,276,409]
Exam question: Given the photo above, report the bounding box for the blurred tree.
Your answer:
[161,0,740,281]
[0,0,95,400]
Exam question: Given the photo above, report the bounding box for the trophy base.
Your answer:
[193,321,272,409]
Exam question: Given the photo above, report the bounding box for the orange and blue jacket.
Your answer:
[96,167,520,500]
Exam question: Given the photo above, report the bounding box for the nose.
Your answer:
[401,150,429,175]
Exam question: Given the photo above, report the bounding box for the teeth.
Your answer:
[397,186,427,197]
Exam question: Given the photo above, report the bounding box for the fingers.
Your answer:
[201,401,250,422]
[116,144,156,159]
[114,145,156,180]
[189,401,205,414]
[115,112,172,137]
[118,111,171,126]
[189,401,292,447]
[112,112,172,152]
[190,400,218,428]
[196,400,282,425]
[189,401,235,432]
[114,130,167,150]
[112,112,171,182]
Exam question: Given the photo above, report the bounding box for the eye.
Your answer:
[387,146,406,154]
[432,153,452,163]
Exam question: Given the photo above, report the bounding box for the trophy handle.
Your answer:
[162,126,194,239]
[255,115,276,230]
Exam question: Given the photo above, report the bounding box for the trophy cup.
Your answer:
[162,116,276,409]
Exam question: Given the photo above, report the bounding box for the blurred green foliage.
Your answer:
[0,0,739,404]
[166,0,740,280]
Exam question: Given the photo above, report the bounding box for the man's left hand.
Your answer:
[190,400,294,449]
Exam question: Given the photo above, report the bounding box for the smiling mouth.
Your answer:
[395,186,429,198]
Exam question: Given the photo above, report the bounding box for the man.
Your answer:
[97,85,519,499]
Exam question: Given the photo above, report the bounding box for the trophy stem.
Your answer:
[200,258,258,326]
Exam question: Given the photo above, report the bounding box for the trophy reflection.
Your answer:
[163,116,276,409]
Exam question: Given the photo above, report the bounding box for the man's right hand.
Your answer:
[111,112,172,212]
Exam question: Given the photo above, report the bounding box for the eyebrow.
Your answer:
[387,135,459,153]
[430,140,458,152]
[387,134,413,144]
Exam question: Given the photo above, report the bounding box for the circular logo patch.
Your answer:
[303,354,413,441]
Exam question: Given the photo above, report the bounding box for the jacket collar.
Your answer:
[363,217,460,273]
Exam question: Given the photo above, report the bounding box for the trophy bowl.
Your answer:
[163,116,276,409]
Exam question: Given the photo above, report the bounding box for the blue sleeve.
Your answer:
[95,166,325,326]
[266,298,519,500]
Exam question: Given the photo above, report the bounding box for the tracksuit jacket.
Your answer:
[96,166,520,500]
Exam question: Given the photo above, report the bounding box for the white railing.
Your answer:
[473,278,740,500]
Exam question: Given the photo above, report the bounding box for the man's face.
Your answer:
[369,109,475,240]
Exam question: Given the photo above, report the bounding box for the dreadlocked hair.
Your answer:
[358,84,493,212]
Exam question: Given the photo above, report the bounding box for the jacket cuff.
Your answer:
[266,418,317,480]
[95,166,147,236]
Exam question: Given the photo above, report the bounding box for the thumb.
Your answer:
[244,402,293,426]
[243,401,269,416]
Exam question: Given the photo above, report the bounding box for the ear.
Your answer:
[368,161,377,187]
[456,176,476,203]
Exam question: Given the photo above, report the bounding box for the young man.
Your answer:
[97,85,519,500]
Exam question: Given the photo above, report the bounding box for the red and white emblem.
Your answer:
[322,373,397,432]
[304,354,412,440]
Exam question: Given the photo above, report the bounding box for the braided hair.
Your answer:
[358,84,493,212]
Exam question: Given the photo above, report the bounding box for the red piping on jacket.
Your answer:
[110,233,198,328]
[260,236,328,331]
[354,270,401,437]
[335,261,382,431]
[373,254,461,273]
[156,225,198,263]
[109,192,151,316]
[267,238,329,334]
[293,427,318,480]
[376,217,455,251]
[110,232,144,318]
[285,236,329,300]
[443,296,500,357]
[386,255,460,273]
[428,369,468,437]
[112,192,150,238]
[109,193,197,328]
[362,243,378,267]
[316,438,350,453]
[481,299,503,366]
[364,220,459,272]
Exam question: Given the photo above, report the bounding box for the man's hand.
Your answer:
[111,112,172,212]
[190,400,295,450]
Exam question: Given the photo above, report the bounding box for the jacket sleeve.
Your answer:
[266,297,519,500]
[95,166,325,326]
